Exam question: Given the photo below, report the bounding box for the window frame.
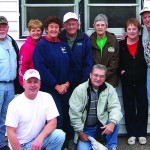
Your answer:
[19,0,78,38]
[19,0,142,38]
[84,0,142,38]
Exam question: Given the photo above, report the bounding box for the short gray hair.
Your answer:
[91,64,107,75]
[94,14,108,25]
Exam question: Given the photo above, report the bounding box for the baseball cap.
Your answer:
[140,0,150,15]
[0,16,8,24]
[94,14,108,25]
[63,12,78,23]
[140,6,150,15]
[23,69,41,81]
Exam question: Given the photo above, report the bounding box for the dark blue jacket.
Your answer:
[59,30,94,88]
[33,37,77,93]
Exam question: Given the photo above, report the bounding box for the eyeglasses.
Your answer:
[64,23,78,27]
[92,73,106,79]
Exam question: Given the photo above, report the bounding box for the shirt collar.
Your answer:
[44,36,60,42]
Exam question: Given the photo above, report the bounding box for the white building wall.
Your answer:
[0,0,150,135]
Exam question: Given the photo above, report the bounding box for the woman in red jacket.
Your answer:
[18,19,43,86]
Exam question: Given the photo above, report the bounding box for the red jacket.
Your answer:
[19,36,37,86]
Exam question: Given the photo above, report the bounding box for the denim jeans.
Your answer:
[0,82,15,148]
[77,122,119,149]
[147,68,150,105]
[14,129,66,150]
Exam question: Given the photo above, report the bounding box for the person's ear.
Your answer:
[90,73,92,79]
[93,24,96,30]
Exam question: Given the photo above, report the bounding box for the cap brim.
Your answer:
[140,9,150,15]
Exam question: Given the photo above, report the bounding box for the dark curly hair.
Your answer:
[44,16,62,30]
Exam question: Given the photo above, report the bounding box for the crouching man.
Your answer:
[5,69,65,150]
[69,64,122,150]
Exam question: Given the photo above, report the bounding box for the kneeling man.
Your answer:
[69,64,122,150]
[5,69,65,150]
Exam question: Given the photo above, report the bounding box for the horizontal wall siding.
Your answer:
[0,0,150,135]
[0,0,19,39]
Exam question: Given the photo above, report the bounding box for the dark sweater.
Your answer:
[33,37,77,93]
[119,36,147,86]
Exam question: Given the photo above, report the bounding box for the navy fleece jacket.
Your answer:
[33,37,77,92]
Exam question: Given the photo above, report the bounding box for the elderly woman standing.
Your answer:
[19,19,43,86]
[119,18,148,145]
[33,16,77,145]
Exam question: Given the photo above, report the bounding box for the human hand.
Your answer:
[121,32,127,40]
[31,137,43,150]
[78,132,89,142]
[55,84,67,94]
[100,122,115,135]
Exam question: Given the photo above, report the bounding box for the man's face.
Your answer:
[142,12,150,30]
[93,20,107,38]
[90,68,106,89]
[0,24,9,40]
[63,19,79,37]
[23,77,41,99]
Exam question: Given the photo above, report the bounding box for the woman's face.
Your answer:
[30,27,42,41]
[126,24,139,40]
[93,20,107,38]
[46,22,60,38]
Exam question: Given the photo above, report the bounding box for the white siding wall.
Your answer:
[0,0,150,135]
[0,0,22,47]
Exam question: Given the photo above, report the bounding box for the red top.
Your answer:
[127,41,138,57]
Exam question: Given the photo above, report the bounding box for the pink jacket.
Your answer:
[19,36,37,86]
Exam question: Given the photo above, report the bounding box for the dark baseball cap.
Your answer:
[0,16,8,24]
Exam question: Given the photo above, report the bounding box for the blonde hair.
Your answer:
[28,19,43,32]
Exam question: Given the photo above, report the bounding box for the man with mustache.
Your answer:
[0,16,22,150]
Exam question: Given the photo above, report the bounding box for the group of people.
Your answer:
[0,2,150,150]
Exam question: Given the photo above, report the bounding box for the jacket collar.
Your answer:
[87,79,107,95]
[44,36,60,42]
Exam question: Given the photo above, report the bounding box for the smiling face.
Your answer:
[23,77,41,100]
[46,22,60,40]
[93,20,107,38]
[142,11,150,31]
[63,19,79,38]
[0,24,9,40]
[126,24,140,40]
[30,27,42,42]
[90,68,106,89]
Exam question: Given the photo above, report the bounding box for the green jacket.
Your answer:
[69,80,122,143]
[90,31,119,87]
